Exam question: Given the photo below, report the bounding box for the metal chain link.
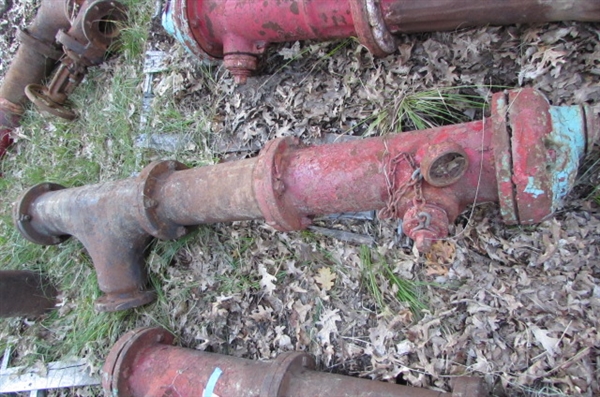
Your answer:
[379,142,426,219]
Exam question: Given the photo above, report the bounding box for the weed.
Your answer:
[359,245,427,316]
[369,86,492,135]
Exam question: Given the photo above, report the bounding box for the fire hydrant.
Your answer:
[102,327,488,397]
[13,89,599,311]
[162,0,600,82]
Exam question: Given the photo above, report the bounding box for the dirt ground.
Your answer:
[1,2,599,396]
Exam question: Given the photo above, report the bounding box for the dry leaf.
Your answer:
[314,267,336,291]
[259,264,277,295]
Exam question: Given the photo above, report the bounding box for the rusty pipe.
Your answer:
[13,89,600,311]
[0,0,70,157]
[102,327,488,397]
[0,270,58,317]
[25,0,128,120]
[162,0,600,82]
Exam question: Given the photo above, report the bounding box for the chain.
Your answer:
[379,141,426,219]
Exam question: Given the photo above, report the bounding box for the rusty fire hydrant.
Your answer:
[13,88,600,311]
[102,327,488,397]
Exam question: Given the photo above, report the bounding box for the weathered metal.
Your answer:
[102,326,488,397]
[0,0,127,158]
[0,270,57,318]
[162,0,600,81]
[25,0,128,120]
[13,89,599,311]
[0,0,70,158]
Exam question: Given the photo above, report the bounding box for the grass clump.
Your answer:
[366,86,490,135]
[359,245,427,316]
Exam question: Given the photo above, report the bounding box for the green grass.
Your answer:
[0,0,167,368]
[367,86,491,135]
[359,245,427,316]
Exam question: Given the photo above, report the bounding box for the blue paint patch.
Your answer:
[161,1,207,58]
[203,367,223,397]
[161,2,192,54]
[547,106,585,210]
[524,176,544,198]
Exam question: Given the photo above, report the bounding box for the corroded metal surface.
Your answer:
[13,89,596,309]
[163,0,600,81]
[25,0,128,120]
[380,0,600,33]
[0,270,57,318]
[0,0,70,157]
[102,327,487,397]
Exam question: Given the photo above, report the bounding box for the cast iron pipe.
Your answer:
[25,0,128,120]
[0,0,127,159]
[0,0,70,157]
[162,0,600,82]
[13,89,600,312]
[0,270,58,317]
[102,327,489,397]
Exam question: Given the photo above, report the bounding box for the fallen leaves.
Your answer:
[314,267,336,291]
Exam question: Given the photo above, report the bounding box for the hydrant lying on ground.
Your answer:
[102,327,488,397]
[162,0,600,82]
[13,88,600,312]
[0,0,126,157]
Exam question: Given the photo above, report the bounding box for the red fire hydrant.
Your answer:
[14,89,599,311]
[162,0,600,82]
[102,327,488,396]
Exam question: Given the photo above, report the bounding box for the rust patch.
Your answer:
[290,1,299,15]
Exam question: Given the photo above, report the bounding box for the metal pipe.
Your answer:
[102,327,489,397]
[0,270,58,317]
[162,0,600,82]
[0,0,70,158]
[25,0,128,120]
[13,89,599,311]
[0,0,127,159]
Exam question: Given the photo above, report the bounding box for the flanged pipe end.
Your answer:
[103,327,174,397]
[349,0,397,57]
[261,352,316,397]
[94,290,157,313]
[254,137,312,231]
[13,183,69,245]
[450,376,489,397]
[493,88,591,225]
[137,160,190,240]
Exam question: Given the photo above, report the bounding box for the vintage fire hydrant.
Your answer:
[102,327,488,397]
[162,0,600,82]
[13,88,599,311]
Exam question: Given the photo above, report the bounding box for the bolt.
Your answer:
[19,214,32,222]
[144,197,158,209]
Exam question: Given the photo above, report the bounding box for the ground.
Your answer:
[0,1,599,396]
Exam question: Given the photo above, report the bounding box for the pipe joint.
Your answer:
[349,0,397,56]
[136,160,191,240]
[253,137,312,231]
[17,28,63,60]
[103,326,489,397]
